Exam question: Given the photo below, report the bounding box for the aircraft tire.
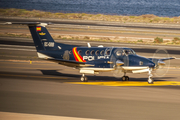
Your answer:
[122,76,126,81]
[81,77,88,82]
[122,76,129,81]
[125,76,129,81]
[148,77,154,84]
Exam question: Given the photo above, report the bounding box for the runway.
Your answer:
[0,37,180,120]
[1,60,180,120]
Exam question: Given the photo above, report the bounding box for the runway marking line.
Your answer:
[65,81,180,86]
[0,111,102,120]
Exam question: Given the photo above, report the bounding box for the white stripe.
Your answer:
[0,47,35,51]
[37,52,52,59]
[80,68,114,72]
[122,66,149,70]
[132,68,149,73]
[0,111,103,120]
[0,44,35,48]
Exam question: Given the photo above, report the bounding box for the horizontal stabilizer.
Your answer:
[5,22,52,26]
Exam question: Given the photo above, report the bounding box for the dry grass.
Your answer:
[1,8,180,24]
[1,31,180,45]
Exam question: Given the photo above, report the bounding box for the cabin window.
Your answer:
[69,51,72,54]
[86,50,90,55]
[95,50,100,55]
[100,50,104,55]
[78,50,82,55]
[106,50,110,55]
[91,50,95,55]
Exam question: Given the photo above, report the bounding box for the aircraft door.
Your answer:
[123,50,129,66]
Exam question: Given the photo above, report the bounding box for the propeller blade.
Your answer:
[152,48,171,77]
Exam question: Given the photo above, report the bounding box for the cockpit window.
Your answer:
[123,49,136,55]
[116,51,122,56]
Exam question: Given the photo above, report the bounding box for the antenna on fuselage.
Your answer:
[87,43,91,48]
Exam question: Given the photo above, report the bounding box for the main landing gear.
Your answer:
[121,72,129,81]
[148,68,154,84]
[81,74,88,82]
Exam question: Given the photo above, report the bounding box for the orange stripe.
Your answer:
[73,47,86,62]
[73,47,78,61]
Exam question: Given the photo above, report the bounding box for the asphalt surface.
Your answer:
[1,16,180,42]
[1,17,180,30]
[0,36,180,120]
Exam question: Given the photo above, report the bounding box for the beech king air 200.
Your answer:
[6,22,175,84]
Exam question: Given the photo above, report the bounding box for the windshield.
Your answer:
[123,49,136,55]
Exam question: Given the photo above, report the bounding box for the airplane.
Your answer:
[5,22,175,84]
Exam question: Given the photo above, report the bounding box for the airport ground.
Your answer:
[0,18,180,120]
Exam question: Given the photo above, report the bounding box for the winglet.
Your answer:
[87,43,91,48]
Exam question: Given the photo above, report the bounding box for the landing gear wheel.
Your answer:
[148,77,154,84]
[80,76,88,82]
[122,76,129,81]
[125,76,129,81]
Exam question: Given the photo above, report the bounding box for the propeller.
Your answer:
[110,49,125,78]
[152,49,171,77]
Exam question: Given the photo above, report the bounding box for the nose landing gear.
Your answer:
[122,72,129,81]
[148,68,154,84]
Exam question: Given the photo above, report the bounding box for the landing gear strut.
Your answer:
[81,74,88,82]
[122,72,129,81]
[148,68,154,84]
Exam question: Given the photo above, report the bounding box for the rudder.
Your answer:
[28,25,58,51]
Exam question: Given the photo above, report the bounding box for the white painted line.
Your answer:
[0,44,35,48]
[0,111,103,120]
[1,36,180,49]
[0,47,35,51]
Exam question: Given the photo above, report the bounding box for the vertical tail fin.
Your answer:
[28,24,58,51]
[6,22,58,51]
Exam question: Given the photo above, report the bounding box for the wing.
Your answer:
[148,57,175,61]
[45,58,94,68]
[148,57,175,66]
[159,57,175,61]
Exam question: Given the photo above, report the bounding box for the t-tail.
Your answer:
[29,23,59,51]
[6,22,63,51]
[6,22,75,59]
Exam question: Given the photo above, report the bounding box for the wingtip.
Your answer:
[172,56,176,59]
